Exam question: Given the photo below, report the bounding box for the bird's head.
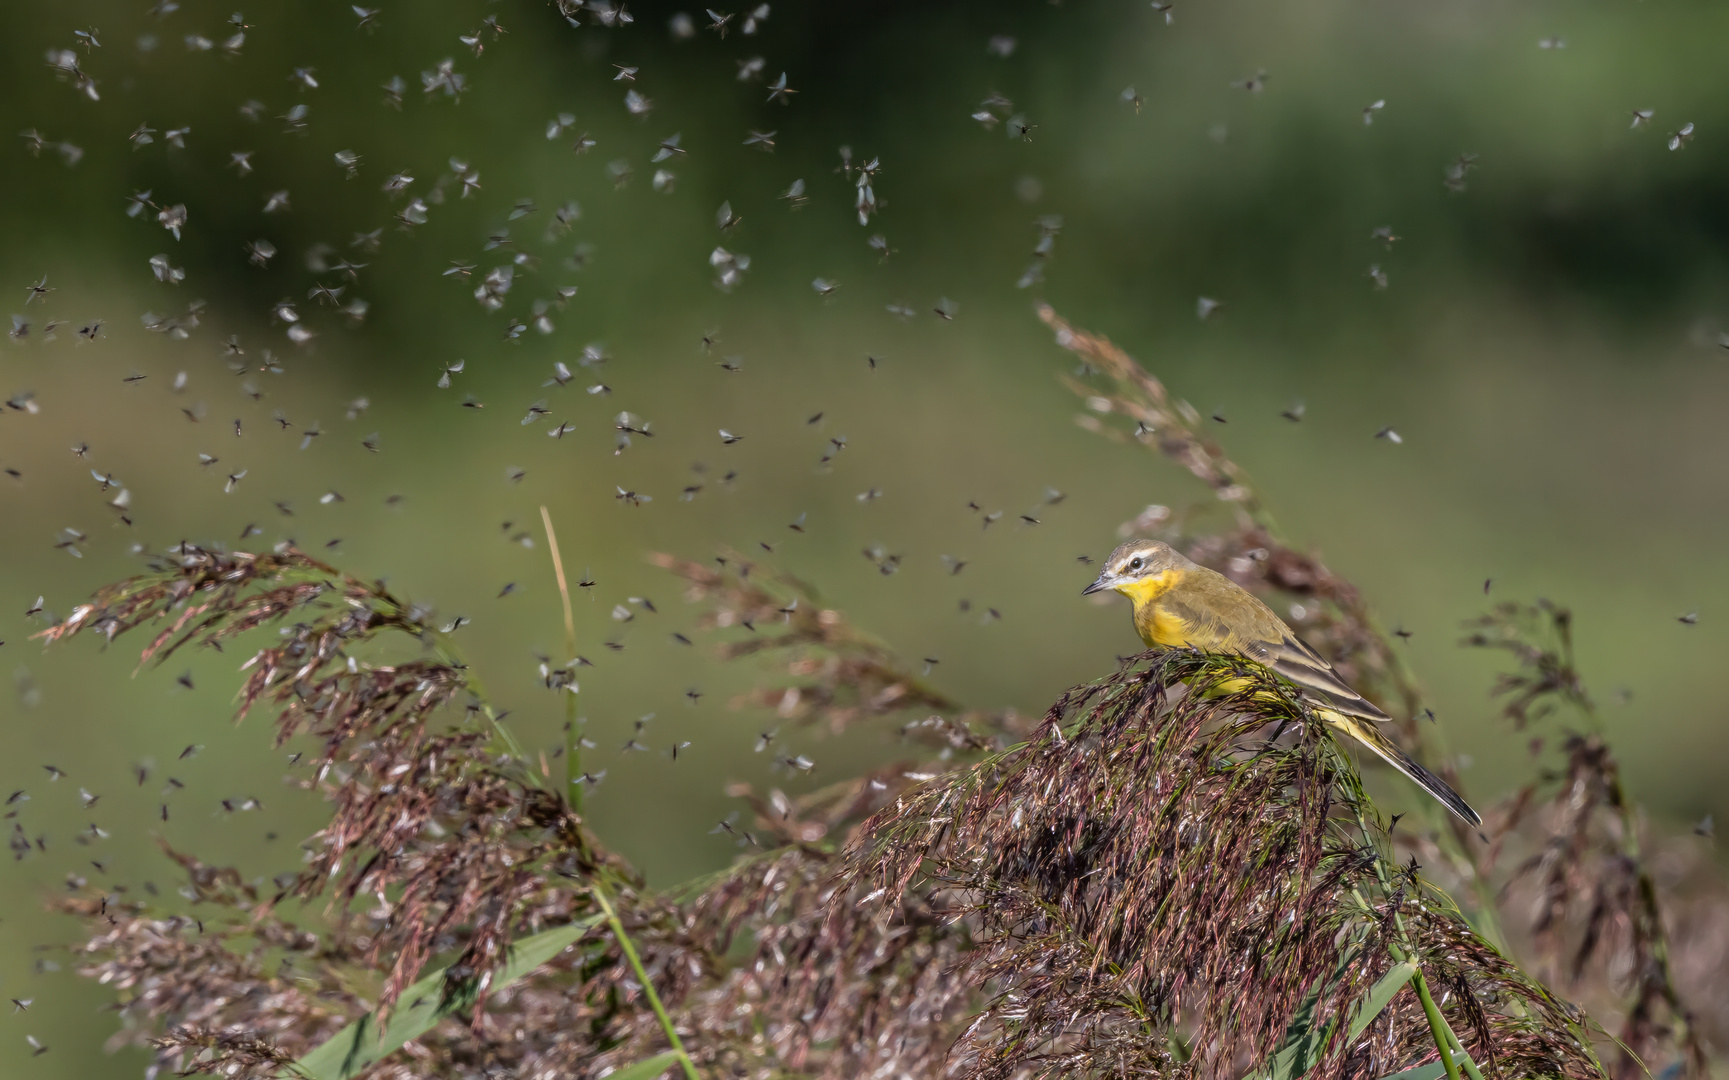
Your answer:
[1082,539,1187,597]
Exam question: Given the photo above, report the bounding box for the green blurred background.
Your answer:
[4,0,1729,1074]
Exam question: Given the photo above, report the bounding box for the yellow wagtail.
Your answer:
[1084,539,1481,826]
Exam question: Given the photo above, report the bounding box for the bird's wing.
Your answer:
[1159,569,1392,723]
[1153,588,1236,646]
[1241,634,1391,722]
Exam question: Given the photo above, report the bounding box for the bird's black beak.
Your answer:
[1081,573,1110,596]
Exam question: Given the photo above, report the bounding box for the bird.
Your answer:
[1083,539,1480,825]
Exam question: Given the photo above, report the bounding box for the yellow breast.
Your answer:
[1116,571,1189,648]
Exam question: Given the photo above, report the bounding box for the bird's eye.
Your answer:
[1127,557,1142,571]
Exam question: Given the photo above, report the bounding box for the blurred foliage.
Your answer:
[2,0,1729,1077]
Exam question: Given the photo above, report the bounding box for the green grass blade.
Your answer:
[1373,1056,1478,1080]
[1266,953,1346,1080]
[602,1050,688,1080]
[1265,959,1418,1080]
[289,916,603,1080]
[1266,1001,1332,1080]
[1345,961,1418,1044]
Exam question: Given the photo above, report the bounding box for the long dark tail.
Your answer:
[1321,711,1482,827]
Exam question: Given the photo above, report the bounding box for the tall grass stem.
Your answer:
[540,505,582,811]
[593,882,701,1080]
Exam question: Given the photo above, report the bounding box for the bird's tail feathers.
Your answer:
[1321,711,1482,827]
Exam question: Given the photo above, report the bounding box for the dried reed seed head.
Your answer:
[36,533,1668,1080]
[1464,603,1712,1077]
[832,653,1601,1080]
